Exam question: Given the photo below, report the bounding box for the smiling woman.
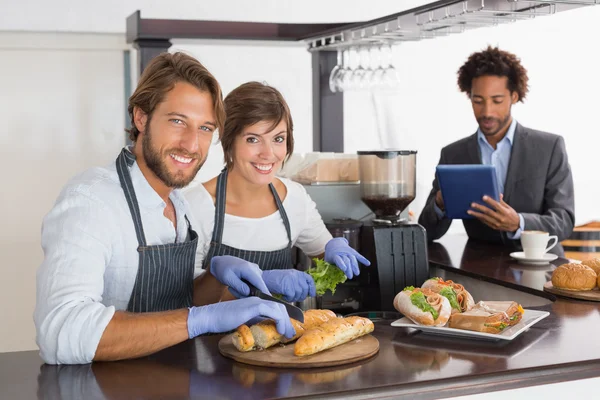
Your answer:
[184,82,370,305]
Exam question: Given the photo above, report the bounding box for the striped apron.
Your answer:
[116,148,198,313]
[202,169,293,271]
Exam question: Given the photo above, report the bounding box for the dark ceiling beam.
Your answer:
[126,10,351,43]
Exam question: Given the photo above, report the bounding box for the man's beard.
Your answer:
[477,110,512,137]
[142,125,204,189]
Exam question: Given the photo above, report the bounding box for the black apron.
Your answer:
[202,169,293,271]
[116,148,198,313]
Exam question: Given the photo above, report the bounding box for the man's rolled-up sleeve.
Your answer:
[34,190,116,364]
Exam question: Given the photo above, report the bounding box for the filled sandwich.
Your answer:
[448,301,524,334]
[393,287,452,327]
[422,277,475,314]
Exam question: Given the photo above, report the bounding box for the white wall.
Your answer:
[1,1,599,354]
[0,0,427,32]
[0,33,128,352]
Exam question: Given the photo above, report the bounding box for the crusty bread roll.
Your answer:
[250,318,305,349]
[281,309,337,343]
[551,263,597,291]
[294,316,374,357]
[232,309,337,351]
[422,278,475,314]
[231,324,255,352]
[582,258,600,276]
[393,287,451,326]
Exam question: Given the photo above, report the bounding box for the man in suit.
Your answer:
[418,46,574,254]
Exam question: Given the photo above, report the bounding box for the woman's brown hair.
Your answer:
[221,82,294,170]
[126,52,225,141]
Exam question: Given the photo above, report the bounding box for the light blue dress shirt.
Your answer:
[435,119,524,238]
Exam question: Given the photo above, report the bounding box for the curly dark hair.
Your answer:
[457,46,529,102]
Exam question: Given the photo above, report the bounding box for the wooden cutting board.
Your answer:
[543,281,600,302]
[218,334,379,368]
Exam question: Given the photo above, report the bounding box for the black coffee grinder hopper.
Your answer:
[356,150,430,313]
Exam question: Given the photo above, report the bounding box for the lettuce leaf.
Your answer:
[439,286,461,311]
[307,258,347,295]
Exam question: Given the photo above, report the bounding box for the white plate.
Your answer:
[390,309,550,341]
[510,251,558,265]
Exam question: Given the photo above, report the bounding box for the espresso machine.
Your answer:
[297,150,429,314]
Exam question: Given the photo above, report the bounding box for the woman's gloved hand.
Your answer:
[324,237,371,279]
[209,255,270,298]
[261,269,317,303]
[187,297,296,338]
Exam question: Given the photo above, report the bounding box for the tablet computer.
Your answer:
[435,164,500,220]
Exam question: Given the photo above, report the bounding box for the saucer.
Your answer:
[510,252,558,266]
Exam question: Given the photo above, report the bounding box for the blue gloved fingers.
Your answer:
[297,274,309,301]
[288,277,302,303]
[333,254,351,279]
[350,255,360,277]
[341,255,354,278]
[305,273,317,297]
[264,302,295,338]
[348,248,371,266]
[245,316,267,326]
[210,256,271,297]
[223,269,250,298]
[227,267,271,297]
[228,287,245,299]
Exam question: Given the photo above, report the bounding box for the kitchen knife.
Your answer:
[242,279,305,323]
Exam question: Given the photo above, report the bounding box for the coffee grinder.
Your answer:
[355,150,429,312]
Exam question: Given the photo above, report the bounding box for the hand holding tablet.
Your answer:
[436,165,520,232]
[435,165,500,220]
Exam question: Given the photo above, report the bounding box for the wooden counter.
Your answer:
[2,235,600,399]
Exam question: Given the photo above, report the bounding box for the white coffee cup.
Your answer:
[520,230,558,259]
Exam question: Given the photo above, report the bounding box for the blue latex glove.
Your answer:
[324,237,371,279]
[209,255,270,298]
[187,297,295,338]
[262,269,317,303]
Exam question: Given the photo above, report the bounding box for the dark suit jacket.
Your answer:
[418,123,575,255]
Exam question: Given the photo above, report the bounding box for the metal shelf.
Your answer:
[304,0,598,51]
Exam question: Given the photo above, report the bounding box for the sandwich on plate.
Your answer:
[393,286,452,327]
[448,301,525,334]
[422,277,475,314]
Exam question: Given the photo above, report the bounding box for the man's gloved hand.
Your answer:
[324,237,371,279]
[187,297,295,338]
[209,255,270,298]
[262,269,317,303]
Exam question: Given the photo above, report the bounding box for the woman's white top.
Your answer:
[184,177,333,270]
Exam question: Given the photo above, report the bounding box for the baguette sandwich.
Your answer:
[294,316,374,357]
[232,309,337,352]
[393,287,452,326]
[448,301,525,334]
[422,277,475,314]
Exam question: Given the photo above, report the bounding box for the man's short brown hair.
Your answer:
[457,46,529,102]
[126,52,225,141]
[221,82,294,170]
